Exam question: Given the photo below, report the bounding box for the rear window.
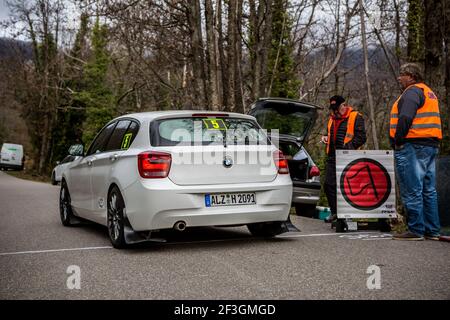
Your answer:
[150,117,269,146]
[105,120,131,151]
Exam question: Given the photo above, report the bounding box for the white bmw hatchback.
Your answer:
[60,111,293,248]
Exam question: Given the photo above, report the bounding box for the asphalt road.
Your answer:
[0,171,449,300]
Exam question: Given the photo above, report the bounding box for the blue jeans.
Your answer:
[394,143,440,236]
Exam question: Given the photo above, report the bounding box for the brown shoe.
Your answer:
[392,232,424,241]
[424,234,440,241]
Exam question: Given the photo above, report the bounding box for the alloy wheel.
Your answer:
[108,193,122,242]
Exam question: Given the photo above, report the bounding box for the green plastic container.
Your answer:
[316,206,331,220]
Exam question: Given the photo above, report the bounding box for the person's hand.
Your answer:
[320,136,328,144]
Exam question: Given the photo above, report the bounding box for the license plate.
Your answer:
[205,192,256,207]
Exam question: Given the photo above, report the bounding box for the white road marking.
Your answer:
[0,246,113,256]
[338,233,393,240]
[166,232,388,245]
[278,232,390,238]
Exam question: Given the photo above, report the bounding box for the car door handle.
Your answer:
[109,154,118,162]
[87,160,93,166]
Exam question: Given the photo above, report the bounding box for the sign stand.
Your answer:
[333,150,397,233]
[332,217,392,233]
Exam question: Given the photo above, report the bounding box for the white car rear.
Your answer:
[61,111,293,248]
[0,143,24,171]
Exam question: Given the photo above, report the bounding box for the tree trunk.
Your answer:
[205,0,219,110]
[334,0,341,95]
[227,0,237,111]
[213,1,223,107]
[407,0,425,63]
[260,1,273,96]
[443,0,450,152]
[359,0,379,149]
[249,0,258,100]
[393,0,402,65]
[217,0,229,110]
[424,0,443,90]
[233,0,245,113]
[187,0,208,107]
[249,0,269,101]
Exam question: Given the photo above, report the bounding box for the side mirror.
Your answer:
[56,161,60,165]
[68,144,84,157]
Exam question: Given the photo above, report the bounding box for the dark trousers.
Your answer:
[325,160,337,216]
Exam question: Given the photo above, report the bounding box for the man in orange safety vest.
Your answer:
[321,95,366,223]
[390,63,442,241]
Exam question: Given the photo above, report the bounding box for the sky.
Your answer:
[0,0,81,42]
[0,0,10,21]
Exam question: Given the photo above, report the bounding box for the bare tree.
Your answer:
[359,0,378,149]
[300,0,360,101]
[7,0,67,173]
[445,0,450,146]
[248,0,273,101]
[187,0,208,107]
[205,0,220,110]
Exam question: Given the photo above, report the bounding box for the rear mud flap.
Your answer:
[69,207,91,226]
[68,214,84,225]
[282,215,301,233]
[123,216,166,244]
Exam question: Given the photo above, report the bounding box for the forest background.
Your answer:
[0,0,448,187]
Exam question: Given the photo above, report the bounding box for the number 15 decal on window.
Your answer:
[121,133,133,149]
[203,118,227,130]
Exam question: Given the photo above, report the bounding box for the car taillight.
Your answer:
[309,165,320,177]
[273,150,289,174]
[138,151,172,178]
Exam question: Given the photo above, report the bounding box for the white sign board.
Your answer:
[336,150,397,219]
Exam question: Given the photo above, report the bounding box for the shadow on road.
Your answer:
[68,219,296,252]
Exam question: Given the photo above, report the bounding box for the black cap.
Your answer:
[329,95,345,111]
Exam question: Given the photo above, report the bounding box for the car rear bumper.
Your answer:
[0,162,23,170]
[291,183,320,205]
[122,175,293,231]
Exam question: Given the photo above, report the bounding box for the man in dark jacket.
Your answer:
[322,95,367,222]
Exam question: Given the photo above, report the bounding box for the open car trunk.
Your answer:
[248,98,319,147]
[248,98,319,183]
[278,139,309,182]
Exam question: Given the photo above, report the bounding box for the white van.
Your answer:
[0,143,24,170]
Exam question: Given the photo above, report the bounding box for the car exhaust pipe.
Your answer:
[173,221,187,232]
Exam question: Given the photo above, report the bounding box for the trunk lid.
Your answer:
[167,145,277,185]
[248,98,319,147]
[149,113,278,185]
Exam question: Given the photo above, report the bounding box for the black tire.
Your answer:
[335,219,346,233]
[247,221,285,237]
[107,186,127,249]
[51,171,57,185]
[295,204,316,218]
[60,181,76,226]
[379,219,392,232]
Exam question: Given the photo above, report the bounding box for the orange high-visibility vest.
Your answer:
[326,107,360,154]
[390,83,442,140]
